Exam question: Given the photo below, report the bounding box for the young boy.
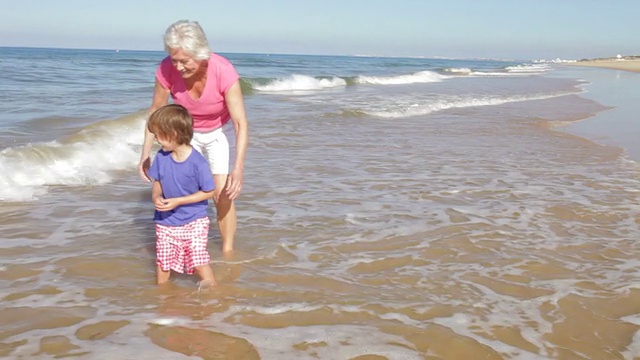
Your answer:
[147,104,216,287]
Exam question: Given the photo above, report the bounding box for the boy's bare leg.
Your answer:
[195,265,217,287]
[157,266,170,285]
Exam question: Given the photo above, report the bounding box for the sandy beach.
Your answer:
[2,48,640,359]
[567,59,640,73]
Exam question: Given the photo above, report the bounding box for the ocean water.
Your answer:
[0,47,638,359]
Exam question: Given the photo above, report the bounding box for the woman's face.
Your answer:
[169,48,203,79]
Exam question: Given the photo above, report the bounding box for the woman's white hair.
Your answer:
[163,20,211,60]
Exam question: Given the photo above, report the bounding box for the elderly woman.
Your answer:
[139,20,248,254]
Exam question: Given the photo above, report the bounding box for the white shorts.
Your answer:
[191,120,236,175]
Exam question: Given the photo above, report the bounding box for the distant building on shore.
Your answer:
[577,54,640,62]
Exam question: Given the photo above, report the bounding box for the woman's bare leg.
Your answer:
[213,174,237,254]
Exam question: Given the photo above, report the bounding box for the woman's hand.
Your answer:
[225,168,244,201]
[138,157,151,182]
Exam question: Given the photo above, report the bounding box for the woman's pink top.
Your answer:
[155,53,240,132]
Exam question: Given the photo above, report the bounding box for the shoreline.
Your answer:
[554,65,640,162]
[565,59,640,73]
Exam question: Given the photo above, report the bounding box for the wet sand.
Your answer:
[558,64,640,162]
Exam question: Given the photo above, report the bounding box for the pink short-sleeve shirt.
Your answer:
[155,53,240,132]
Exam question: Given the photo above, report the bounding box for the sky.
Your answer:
[1,0,638,60]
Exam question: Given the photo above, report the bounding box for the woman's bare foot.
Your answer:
[223,249,235,260]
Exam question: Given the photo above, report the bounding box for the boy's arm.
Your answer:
[174,190,215,205]
[155,189,214,212]
[151,181,164,206]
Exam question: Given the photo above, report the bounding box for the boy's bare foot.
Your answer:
[198,279,216,293]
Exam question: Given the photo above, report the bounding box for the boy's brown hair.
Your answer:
[147,104,194,145]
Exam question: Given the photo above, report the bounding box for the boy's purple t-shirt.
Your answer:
[148,148,215,226]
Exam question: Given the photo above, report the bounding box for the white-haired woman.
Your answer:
[139,20,248,254]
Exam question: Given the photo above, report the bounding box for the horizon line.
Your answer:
[0,45,535,62]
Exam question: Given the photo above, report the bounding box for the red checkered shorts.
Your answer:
[155,217,211,274]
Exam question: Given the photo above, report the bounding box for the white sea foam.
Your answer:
[433,313,544,359]
[356,70,445,85]
[443,67,472,74]
[253,74,346,92]
[506,64,552,73]
[8,318,194,360]
[621,315,640,358]
[361,93,568,118]
[200,305,425,359]
[231,302,324,315]
[470,71,532,76]
[465,64,551,77]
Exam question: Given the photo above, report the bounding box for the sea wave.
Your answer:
[243,70,448,93]
[241,65,549,93]
[352,93,573,119]
[447,64,552,77]
[356,70,446,85]
[0,111,145,202]
[505,64,552,73]
[442,67,473,75]
[249,74,347,92]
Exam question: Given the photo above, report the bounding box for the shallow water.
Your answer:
[1,48,639,359]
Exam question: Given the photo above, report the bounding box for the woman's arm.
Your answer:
[139,80,170,182]
[224,81,249,200]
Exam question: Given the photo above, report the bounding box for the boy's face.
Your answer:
[153,133,179,152]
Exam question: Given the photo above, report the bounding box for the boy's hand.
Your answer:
[153,197,169,210]
[155,197,180,212]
